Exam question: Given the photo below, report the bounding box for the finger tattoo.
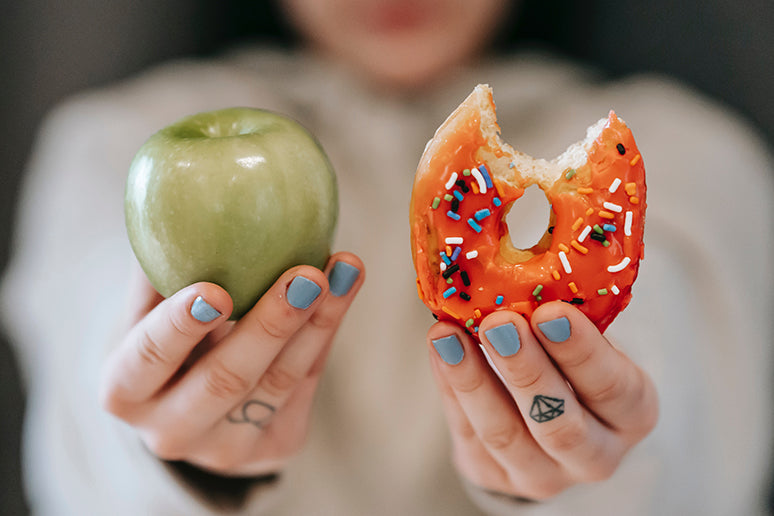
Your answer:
[529,395,565,423]
[227,399,276,429]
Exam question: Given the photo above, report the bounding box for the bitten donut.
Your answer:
[409,84,646,336]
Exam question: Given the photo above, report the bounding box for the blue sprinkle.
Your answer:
[493,197,502,207]
[508,162,515,169]
[453,190,464,201]
[478,165,494,188]
[446,210,461,221]
[440,253,451,265]
[495,295,504,305]
[473,326,479,333]
[603,224,617,232]
[474,208,491,221]
[467,218,483,233]
[443,287,457,299]
[451,246,462,261]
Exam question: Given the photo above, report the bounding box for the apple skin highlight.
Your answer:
[125,107,338,319]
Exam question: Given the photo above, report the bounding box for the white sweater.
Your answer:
[2,48,773,515]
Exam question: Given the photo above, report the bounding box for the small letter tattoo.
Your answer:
[529,395,565,423]
[227,400,276,429]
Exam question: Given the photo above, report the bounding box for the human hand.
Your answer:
[427,302,658,500]
[100,253,364,476]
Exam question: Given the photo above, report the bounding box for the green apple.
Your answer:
[125,107,338,318]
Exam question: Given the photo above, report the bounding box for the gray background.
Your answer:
[1,1,772,514]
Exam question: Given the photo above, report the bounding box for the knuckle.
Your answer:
[203,359,252,400]
[452,371,486,395]
[259,365,302,399]
[562,347,596,370]
[256,316,294,342]
[505,366,545,391]
[586,373,629,405]
[541,417,588,453]
[308,307,340,331]
[584,456,619,483]
[480,424,521,451]
[136,329,171,368]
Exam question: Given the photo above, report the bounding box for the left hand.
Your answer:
[427,301,659,500]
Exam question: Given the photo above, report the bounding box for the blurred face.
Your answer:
[280,0,511,90]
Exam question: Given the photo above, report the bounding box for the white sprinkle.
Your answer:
[624,211,633,236]
[471,167,488,194]
[578,225,592,243]
[608,177,622,193]
[611,285,620,295]
[465,250,478,259]
[559,251,572,274]
[444,172,458,190]
[607,257,631,273]
[603,201,623,213]
[445,237,463,245]
[440,262,447,271]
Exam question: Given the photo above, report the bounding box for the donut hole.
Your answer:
[503,184,554,262]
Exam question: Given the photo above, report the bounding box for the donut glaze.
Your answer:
[410,86,646,336]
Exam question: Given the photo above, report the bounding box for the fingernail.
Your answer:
[287,276,322,309]
[484,323,521,357]
[537,317,571,343]
[432,335,464,365]
[191,296,221,323]
[328,261,360,297]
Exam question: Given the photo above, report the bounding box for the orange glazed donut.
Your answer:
[409,85,646,336]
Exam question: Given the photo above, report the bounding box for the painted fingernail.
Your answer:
[432,334,464,365]
[537,317,571,343]
[328,261,360,297]
[191,296,221,323]
[484,323,521,357]
[287,276,322,309]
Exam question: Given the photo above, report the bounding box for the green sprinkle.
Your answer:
[565,168,576,180]
[536,295,543,302]
[444,194,453,201]
[465,318,475,328]
[532,284,544,296]
[593,224,604,234]
[597,288,609,295]
[463,168,471,176]
[431,197,441,209]
[446,277,454,284]
[603,240,611,247]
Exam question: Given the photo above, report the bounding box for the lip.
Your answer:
[358,0,440,34]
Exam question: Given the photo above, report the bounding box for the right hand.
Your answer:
[99,252,364,476]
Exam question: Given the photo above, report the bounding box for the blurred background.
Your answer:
[1,1,772,513]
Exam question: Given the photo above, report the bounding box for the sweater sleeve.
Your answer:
[0,62,293,516]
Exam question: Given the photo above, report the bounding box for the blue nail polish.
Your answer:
[328,262,360,297]
[432,335,464,365]
[287,276,322,309]
[537,317,571,343]
[484,323,521,357]
[191,296,221,323]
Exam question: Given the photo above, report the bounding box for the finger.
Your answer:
[478,310,624,482]
[427,323,564,493]
[100,282,232,409]
[124,260,165,327]
[150,265,329,437]
[531,302,659,440]
[225,253,364,423]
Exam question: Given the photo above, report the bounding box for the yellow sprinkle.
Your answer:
[552,270,561,280]
[571,240,589,254]
[446,245,452,256]
[586,207,594,216]
[630,154,641,166]
[625,182,637,196]
[577,187,594,194]
[599,210,615,219]
[474,309,482,318]
[630,196,640,204]
[568,282,578,294]
[471,181,480,194]
[571,217,584,231]
[558,243,570,253]
[442,306,460,319]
